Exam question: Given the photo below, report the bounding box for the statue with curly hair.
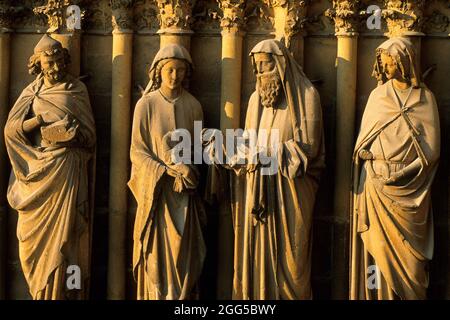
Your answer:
[4,34,96,300]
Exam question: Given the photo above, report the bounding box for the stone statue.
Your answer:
[220,39,325,299]
[350,37,440,300]
[128,44,206,300]
[4,34,96,300]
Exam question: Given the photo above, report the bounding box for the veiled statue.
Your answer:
[4,34,96,300]
[128,44,206,300]
[208,39,325,300]
[350,37,440,300]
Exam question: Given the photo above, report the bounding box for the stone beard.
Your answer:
[257,67,282,108]
[228,39,325,300]
[4,35,96,300]
[42,58,66,82]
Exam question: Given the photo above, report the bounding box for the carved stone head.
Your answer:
[379,52,404,81]
[252,51,282,109]
[28,34,71,85]
[154,58,189,92]
[147,44,193,93]
[373,37,420,87]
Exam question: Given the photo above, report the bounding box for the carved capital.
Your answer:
[0,0,21,32]
[111,0,135,32]
[263,0,309,44]
[241,0,273,34]
[156,0,195,32]
[217,0,245,33]
[33,0,85,33]
[383,0,425,36]
[33,0,68,33]
[423,0,450,35]
[134,0,160,32]
[325,0,362,35]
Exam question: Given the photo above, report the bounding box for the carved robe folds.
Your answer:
[4,75,96,299]
[232,40,325,300]
[129,39,206,302]
[350,38,440,300]
[129,89,206,300]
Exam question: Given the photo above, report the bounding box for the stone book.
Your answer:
[41,117,77,144]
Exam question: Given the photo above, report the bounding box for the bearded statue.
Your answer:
[204,39,325,299]
[4,34,96,300]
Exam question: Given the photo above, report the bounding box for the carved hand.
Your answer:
[359,149,374,160]
[381,170,404,185]
[166,167,179,178]
[168,163,200,189]
[40,114,80,145]
[201,128,225,166]
[66,117,80,138]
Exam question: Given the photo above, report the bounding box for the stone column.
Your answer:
[107,0,134,300]
[0,2,13,300]
[264,0,309,66]
[218,0,245,131]
[326,0,361,299]
[51,31,81,76]
[216,0,246,299]
[383,0,425,67]
[33,0,82,76]
[156,0,195,50]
